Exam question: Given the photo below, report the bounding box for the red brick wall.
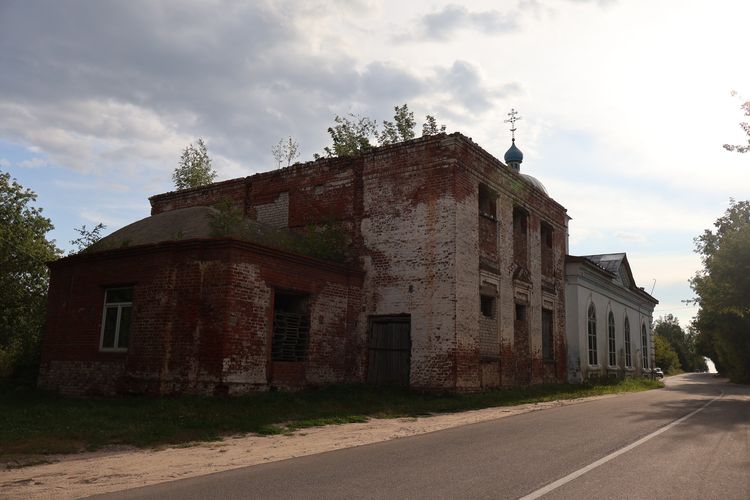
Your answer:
[451,135,569,388]
[45,133,569,395]
[478,215,498,262]
[39,240,363,395]
[358,137,461,389]
[150,178,248,215]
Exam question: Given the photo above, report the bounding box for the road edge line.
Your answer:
[519,393,723,500]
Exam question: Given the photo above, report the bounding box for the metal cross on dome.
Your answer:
[504,108,522,141]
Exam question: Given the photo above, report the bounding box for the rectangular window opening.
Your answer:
[515,303,526,322]
[100,287,133,351]
[478,184,498,219]
[480,295,495,319]
[513,206,529,266]
[272,291,311,362]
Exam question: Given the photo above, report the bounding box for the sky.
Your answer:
[2,0,749,328]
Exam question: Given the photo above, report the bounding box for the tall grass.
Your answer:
[0,378,662,461]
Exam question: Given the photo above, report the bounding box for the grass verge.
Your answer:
[0,378,662,462]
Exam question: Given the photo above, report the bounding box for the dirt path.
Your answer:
[0,394,614,499]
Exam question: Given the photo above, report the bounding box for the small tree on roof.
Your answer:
[422,115,446,136]
[172,138,216,190]
[378,104,416,145]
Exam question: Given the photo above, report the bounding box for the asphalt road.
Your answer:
[95,374,749,500]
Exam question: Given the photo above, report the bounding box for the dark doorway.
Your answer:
[367,316,411,387]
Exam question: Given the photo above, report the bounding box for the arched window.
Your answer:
[624,317,632,368]
[641,324,649,369]
[587,304,598,365]
[608,311,616,366]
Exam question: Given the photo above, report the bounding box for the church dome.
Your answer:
[85,206,299,253]
[521,174,548,195]
[504,140,523,164]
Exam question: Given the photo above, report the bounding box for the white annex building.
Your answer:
[565,253,658,382]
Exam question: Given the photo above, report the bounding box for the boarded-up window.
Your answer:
[542,309,554,361]
[367,316,411,387]
[271,292,310,362]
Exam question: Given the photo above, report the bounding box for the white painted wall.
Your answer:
[565,260,657,383]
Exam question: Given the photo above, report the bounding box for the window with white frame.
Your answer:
[608,311,616,367]
[624,317,632,367]
[587,303,597,365]
[641,323,649,369]
[100,287,133,351]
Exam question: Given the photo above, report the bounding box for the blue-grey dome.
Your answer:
[521,174,548,195]
[504,140,523,165]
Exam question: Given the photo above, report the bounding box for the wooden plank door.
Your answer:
[367,316,411,387]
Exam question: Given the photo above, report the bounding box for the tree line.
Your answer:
[689,200,750,382]
[686,93,750,383]
[653,314,707,374]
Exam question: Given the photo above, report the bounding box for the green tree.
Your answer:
[684,323,708,372]
[320,114,378,158]
[0,171,61,380]
[653,335,681,374]
[653,314,706,372]
[422,114,446,136]
[378,104,416,145]
[172,138,216,190]
[691,199,750,382]
[69,222,106,254]
[209,198,247,238]
[723,91,750,153]
[318,105,446,158]
[271,137,301,168]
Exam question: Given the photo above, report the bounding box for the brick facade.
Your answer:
[39,241,363,395]
[40,132,568,395]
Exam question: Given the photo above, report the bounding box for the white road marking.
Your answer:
[519,393,723,500]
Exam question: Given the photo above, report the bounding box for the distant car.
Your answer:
[654,368,664,379]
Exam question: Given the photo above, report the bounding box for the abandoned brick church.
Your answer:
[39,131,572,395]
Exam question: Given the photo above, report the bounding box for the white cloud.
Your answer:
[546,178,717,236]
[18,157,48,168]
[53,179,130,192]
[414,4,520,41]
[0,158,10,168]
[627,253,701,289]
[0,0,749,276]
[613,232,647,244]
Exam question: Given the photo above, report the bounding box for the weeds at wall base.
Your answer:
[0,379,662,465]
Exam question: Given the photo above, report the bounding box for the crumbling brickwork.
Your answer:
[39,241,363,395]
[41,132,568,395]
